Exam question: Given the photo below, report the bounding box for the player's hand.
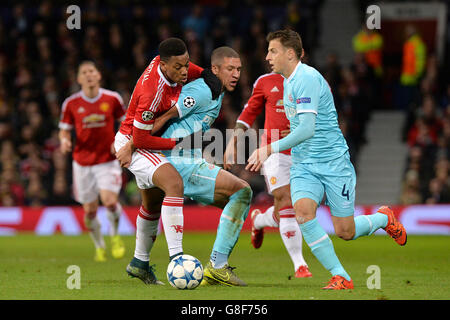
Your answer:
[223,136,237,170]
[115,141,133,168]
[110,142,116,155]
[245,145,271,172]
[281,123,290,138]
[60,138,72,154]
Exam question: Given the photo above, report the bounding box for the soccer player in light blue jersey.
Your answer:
[117,47,250,286]
[247,29,407,290]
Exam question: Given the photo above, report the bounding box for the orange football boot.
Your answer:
[378,206,407,246]
[295,265,313,278]
[322,275,354,290]
[250,209,264,249]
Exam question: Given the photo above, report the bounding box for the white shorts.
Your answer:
[114,131,170,190]
[261,153,292,194]
[72,160,122,204]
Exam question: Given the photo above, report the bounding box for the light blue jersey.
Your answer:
[283,61,348,163]
[161,78,224,204]
[162,78,224,140]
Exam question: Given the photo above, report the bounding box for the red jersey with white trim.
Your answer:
[119,55,203,138]
[236,73,290,155]
[59,88,126,166]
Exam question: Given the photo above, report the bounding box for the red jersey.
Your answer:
[237,73,290,155]
[59,88,126,166]
[119,55,203,149]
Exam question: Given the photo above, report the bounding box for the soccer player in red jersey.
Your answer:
[114,38,203,284]
[224,72,312,278]
[59,61,127,262]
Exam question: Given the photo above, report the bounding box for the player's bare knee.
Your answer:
[233,178,250,194]
[293,199,317,224]
[102,198,117,211]
[84,208,97,220]
[163,179,184,197]
[274,194,292,210]
[83,201,97,216]
[336,228,355,241]
[294,208,315,224]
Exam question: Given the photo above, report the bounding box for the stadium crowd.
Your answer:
[0,1,447,207]
[400,58,450,205]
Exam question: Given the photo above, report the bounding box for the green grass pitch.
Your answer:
[0,232,449,300]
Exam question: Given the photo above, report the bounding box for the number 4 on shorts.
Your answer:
[341,184,349,200]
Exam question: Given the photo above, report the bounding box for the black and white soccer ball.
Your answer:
[167,254,203,290]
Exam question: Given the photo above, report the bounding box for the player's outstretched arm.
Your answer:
[225,76,266,170]
[246,112,316,172]
[223,122,248,170]
[151,106,180,135]
[271,112,316,153]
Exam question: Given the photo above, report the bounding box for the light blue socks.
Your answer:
[211,186,252,268]
[353,213,388,239]
[299,217,351,281]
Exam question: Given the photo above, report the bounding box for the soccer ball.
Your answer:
[166,254,203,290]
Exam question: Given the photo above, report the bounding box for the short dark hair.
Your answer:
[159,38,188,62]
[77,60,98,74]
[211,46,240,66]
[266,29,303,59]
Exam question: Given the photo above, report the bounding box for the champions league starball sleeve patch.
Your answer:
[183,96,196,108]
[142,110,154,121]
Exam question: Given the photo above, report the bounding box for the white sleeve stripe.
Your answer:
[252,73,273,88]
[101,89,124,106]
[58,122,73,130]
[297,109,318,115]
[175,102,183,118]
[133,119,154,130]
[149,79,164,112]
[236,119,251,129]
[149,80,161,111]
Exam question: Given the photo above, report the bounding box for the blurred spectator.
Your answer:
[322,52,342,94]
[407,117,439,148]
[400,24,427,87]
[182,4,209,40]
[425,177,450,204]
[400,169,422,205]
[397,24,427,110]
[352,24,383,78]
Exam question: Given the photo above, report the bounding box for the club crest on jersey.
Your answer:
[183,96,196,108]
[142,111,154,121]
[100,102,110,112]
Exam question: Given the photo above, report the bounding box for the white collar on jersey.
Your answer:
[157,65,178,87]
[80,88,103,103]
[286,61,302,83]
